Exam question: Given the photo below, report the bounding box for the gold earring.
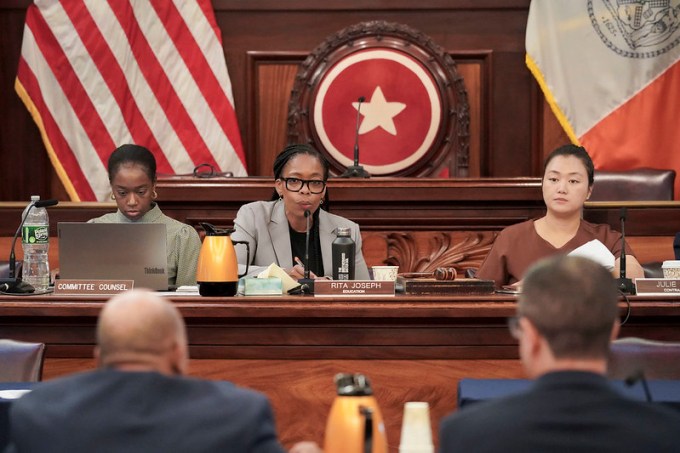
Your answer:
[320,199,324,205]
[110,193,115,200]
[153,190,158,199]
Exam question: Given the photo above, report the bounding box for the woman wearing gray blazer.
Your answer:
[231,144,369,280]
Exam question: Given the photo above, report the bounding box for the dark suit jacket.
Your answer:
[232,200,370,279]
[440,371,680,453]
[7,369,285,453]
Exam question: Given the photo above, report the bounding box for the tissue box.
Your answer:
[662,261,680,279]
[243,277,283,296]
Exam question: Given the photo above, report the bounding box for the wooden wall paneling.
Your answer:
[457,60,482,177]
[247,52,305,175]
[449,50,491,177]
[541,95,571,161]
[626,236,675,264]
[0,5,51,201]
[40,357,526,451]
[249,52,487,177]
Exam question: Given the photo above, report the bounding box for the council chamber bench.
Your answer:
[1,178,677,277]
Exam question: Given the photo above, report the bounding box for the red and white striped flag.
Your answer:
[526,1,680,199]
[16,0,247,201]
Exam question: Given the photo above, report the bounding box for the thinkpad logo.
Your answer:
[588,0,680,58]
[145,267,165,275]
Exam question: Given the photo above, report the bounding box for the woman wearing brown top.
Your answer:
[476,144,644,288]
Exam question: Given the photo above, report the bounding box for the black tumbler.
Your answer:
[332,227,355,280]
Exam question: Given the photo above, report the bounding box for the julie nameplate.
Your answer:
[634,278,680,295]
[54,279,134,295]
[314,280,395,297]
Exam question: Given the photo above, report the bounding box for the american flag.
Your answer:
[16,0,246,201]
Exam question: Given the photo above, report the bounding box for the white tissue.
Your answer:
[257,263,300,293]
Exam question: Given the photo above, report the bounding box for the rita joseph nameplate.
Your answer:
[314,280,395,297]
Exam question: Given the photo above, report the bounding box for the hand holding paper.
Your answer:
[568,240,615,271]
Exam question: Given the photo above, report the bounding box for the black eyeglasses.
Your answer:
[280,177,326,194]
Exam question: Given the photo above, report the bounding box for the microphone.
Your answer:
[624,369,653,402]
[1,199,59,294]
[353,96,366,164]
[298,209,315,294]
[341,96,370,178]
[616,207,635,294]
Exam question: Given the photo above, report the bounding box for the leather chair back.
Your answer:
[0,339,46,382]
[590,168,675,201]
[607,337,680,380]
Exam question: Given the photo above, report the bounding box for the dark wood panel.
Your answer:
[248,52,489,177]
[40,357,527,450]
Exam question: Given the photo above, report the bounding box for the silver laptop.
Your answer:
[58,222,168,290]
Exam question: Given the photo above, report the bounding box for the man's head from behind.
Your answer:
[95,290,189,375]
[515,255,620,377]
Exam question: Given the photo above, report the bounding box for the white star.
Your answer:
[353,86,406,136]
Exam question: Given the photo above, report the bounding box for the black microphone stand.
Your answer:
[625,370,653,402]
[341,96,370,178]
[616,207,635,294]
[298,210,315,294]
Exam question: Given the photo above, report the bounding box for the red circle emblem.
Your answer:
[314,49,442,174]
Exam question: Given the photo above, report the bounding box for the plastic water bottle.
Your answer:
[22,195,50,292]
[332,227,355,280]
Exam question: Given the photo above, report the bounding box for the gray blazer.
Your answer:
[232,200,370,279]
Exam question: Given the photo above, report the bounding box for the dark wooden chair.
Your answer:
[0,339,46,382]
[590,168,676,201]
[607,337,680,380]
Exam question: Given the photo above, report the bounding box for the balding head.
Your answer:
[96,290,188,375]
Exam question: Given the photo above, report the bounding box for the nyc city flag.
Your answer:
[526,0,680,198]
[16,0,246,201]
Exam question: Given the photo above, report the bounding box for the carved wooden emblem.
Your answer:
[288,21,470,177]
[384,231,497,273]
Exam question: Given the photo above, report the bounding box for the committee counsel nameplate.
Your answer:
[54,279,133,295]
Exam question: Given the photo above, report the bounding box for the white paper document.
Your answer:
[568,239,615,270]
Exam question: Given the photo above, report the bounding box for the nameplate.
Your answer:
[634,278,680,295]
[314,280,395,297]
[54,279,134,295]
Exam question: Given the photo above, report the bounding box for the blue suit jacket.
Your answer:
[7,369,285,453]
[440,371,680,453]
[232,200,370,279]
